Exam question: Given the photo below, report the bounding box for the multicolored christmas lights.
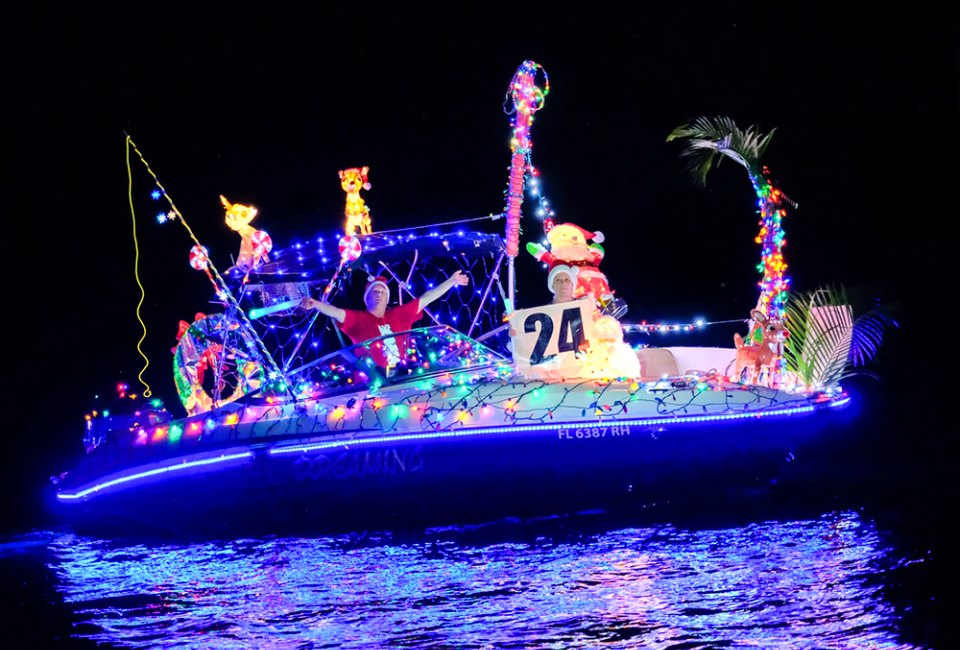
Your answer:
[503,60,549,257]
[749,165,794,324]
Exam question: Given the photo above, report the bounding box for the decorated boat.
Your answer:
[48,62,889,536]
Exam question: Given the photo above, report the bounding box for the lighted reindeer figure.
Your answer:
[733,309,790,386]
[339,166,373,236]
[221,195,272,271]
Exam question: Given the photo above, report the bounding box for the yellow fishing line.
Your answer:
[124,135,288,396]
[127,136,153,398]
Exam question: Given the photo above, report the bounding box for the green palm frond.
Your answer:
[666,116,775,187]
[782,284,897,388]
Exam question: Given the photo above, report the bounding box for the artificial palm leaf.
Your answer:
[782,284,897,388]
[666,116,775,186]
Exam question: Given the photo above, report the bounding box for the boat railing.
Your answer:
[282,325,508,399]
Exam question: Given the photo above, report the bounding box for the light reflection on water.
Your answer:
[44,510,924,649]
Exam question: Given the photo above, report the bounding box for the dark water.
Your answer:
[1,379,944,648]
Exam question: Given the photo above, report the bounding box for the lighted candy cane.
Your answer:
[321,235,363,301]
[502,60,548,308]
[189,244,221,293]
[251,229,273,265]
[234,228,274,291]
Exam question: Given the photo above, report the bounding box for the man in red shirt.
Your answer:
[300,270,468,370]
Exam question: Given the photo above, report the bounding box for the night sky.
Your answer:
[6,6,954,527]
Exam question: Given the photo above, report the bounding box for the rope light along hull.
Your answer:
[50,365,855,536]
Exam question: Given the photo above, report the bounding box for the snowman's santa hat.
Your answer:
[546,222,604,244]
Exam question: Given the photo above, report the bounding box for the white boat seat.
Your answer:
[635,348,679,380]
[635,346,739,381]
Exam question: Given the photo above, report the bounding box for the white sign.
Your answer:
[509,300,597,379]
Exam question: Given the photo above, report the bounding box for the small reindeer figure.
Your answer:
[221,195,271,271]
[733,309,790,386]
[339,166,372,236]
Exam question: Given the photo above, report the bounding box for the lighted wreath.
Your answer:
[173,313,266,415]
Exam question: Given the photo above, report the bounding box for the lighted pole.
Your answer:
[746,165,795,321]
[666,117,795,321]
[503,60,548,310]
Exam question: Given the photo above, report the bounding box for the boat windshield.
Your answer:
[285,325,508,397]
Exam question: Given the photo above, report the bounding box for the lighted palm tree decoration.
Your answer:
[667,116,794,323]
[667,117,895,389]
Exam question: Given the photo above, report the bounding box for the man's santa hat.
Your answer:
[363,276,389,302]
[546,222,604,245]
[547,264,578,293]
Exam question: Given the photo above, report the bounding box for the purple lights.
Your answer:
[55,391,848,505]
[56,451,255,501]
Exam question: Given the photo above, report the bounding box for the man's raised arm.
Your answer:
[300,297,347,323]
[417,270,469,310]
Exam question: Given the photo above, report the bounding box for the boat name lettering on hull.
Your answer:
[558,425,631,440]
[293,446,424,481]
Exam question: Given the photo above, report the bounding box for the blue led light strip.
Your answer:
[56,451,254,501]
[269,400,837,457]
[58,394,849,502]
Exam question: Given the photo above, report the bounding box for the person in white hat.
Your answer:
[507,264,583,341]
[547,264,579,304]
[300,270,468,369]
[526,221,627,319]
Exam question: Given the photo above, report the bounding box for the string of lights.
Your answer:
[114,355,818,451]
[749,165,793,324]
[369,214,504,237]
[622,318,748,334]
